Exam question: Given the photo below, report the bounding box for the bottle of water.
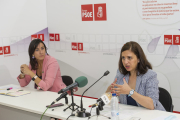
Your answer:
[111,93,119,120]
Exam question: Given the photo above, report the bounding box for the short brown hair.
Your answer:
[119,41,152,75]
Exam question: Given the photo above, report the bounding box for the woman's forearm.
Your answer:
[29,71,41,85]
[131,91,154,110]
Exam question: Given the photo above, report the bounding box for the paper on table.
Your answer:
[118,108,141,120]
[88,106,141,120]
[0,85,30,97]
[0,85,20,93]
[152,115,180,120]
[0,89,30,97]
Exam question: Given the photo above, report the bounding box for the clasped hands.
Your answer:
[20,64,31,75]
[110,78,132,96]
[20,64,78,96]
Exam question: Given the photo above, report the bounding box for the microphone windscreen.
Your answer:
[104,70,110,76]
[75,76,88,88]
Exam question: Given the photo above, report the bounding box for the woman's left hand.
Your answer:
[111,78,132,95]
[21,64,32,75]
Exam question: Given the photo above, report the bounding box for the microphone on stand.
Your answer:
[97,92,112,105]
[77,70,110,117]
[61,76,88,113]
[89,92,112,110]
[51,92,68,105]
[87,92,112,120]
[51,76,88,106]
[58,76,88,94]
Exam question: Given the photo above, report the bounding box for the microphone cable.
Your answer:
[66,111,75,120]
[87,104,97,120]
[40,105,51,120]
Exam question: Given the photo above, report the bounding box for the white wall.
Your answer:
[1,0,180,112]
[46,0,180,111]
[0,0,47,88]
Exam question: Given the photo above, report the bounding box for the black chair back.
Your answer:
[61,75,73,86]
[159,87,173,112]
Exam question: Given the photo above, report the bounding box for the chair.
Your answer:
[159,87,174,112]
[61,75,73,86]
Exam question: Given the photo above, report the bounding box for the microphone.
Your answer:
[97,92,112,105]
[58,76,88,94]
[104,71,110,76]
[97,92,112,110]
[51,92,68,105]
[77,70,110,117]
[89,92,112,110]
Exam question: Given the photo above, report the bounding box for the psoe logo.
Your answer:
[0,47,3,55]
[72,42,78,50]
[81,4,93,21]
[164,35,172,45]
[55,34,60,41]
[173,35,180,45]
[78,43,83,51]
[31,34,37,40]
[31,34,44,41]
[94,3,107,21]
[3,46,11,54]
[38,34,44,41]
[49,34,54,41]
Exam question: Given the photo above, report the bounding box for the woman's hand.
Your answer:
[19,73,25,79]
[20,64,32,75]
[106,78,117,93]
[111,78,131,95]
[67,87,78,95]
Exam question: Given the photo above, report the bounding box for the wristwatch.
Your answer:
[32,75,38,81]
[128,89,134,97]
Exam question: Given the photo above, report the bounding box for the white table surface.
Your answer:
[0,84,180,120]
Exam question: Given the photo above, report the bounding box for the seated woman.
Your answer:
[17,39,66,92]
[106,41,165,111]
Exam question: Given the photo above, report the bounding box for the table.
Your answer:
[0,84,180,120]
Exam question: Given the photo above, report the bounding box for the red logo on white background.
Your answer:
[55,34,60,41]
[78,43,83,51]
[3,46,10,54]
[81,4,93,21]
[173,35,180,45]
[0,47,3,55]
[38,34,44,41]
[49,34,55,41]
[31,34,37,40]
[164,35,172,45]
[72,43,78,50]
[94,3,107,21]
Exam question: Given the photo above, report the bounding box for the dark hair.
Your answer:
[28,39,48,70]
[119,41,152,75]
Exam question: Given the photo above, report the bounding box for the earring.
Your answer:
[32,55,35,59]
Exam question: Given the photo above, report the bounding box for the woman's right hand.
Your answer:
[106,78,117,93]
[19,64,25,79]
